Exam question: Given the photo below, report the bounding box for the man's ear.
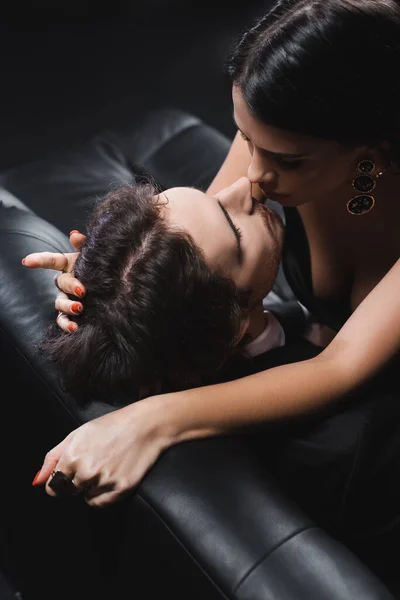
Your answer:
[236,316,251,345]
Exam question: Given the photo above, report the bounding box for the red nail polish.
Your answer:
[70,230,80,236]
[74,287,84,298]
[32,471,41,486]
[71,303,82,313]
[68,323,77,333]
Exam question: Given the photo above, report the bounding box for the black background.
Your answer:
[0,2,270,171]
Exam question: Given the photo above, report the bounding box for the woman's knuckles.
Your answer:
[57,272,78,294]
[44,450,59,464]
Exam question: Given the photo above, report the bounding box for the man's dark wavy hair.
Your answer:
[41,182,252,404]
[227,0,400,167]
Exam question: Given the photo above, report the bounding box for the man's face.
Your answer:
[158,177,284,304]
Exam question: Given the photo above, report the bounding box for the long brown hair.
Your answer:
[227,0,400,167]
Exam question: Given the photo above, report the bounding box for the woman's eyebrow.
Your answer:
[217,201,243,265]
[234,119,308,159]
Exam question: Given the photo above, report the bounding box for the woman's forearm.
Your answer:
[160,350,351,445]
[160,257,400,446]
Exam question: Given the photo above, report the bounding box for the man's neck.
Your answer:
[247,303,268,340]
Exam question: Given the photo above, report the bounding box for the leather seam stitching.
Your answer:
[0,229,69,250]
[104,121,201,166]
[233,524,316,593]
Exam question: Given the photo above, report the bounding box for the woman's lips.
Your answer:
[260,187,290,201]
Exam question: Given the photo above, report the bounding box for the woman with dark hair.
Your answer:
[24,0,400,578]
[36,178,284,404]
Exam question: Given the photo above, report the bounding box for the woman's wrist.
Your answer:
[135,393,192,449]
[151,389,223,447]
[125,393,198,452]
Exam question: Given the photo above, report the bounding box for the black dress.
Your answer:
[223,202,400,587]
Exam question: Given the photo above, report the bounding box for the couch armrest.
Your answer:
[129,437,394,600]
[0,202,395,600]
[0,109,231,236]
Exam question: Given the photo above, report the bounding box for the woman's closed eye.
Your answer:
[239,131,303,171]
[275,157,304,171]
[239,131,250,143]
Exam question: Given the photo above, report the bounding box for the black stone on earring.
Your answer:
[357,159,375,174]
[347,195,375,215]
[352,174,376,193]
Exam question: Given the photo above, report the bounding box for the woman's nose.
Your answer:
[247,151,275,187]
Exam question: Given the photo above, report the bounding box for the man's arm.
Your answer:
[207,131,265,200]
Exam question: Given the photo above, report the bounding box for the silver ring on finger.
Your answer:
[53,272,61,290]
[61,253,70,274]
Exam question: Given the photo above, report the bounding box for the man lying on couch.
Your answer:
[24,176,286,408]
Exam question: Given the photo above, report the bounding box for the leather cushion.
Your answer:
[0,109,231,236]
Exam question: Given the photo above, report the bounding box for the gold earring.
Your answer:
[347,159,384,216]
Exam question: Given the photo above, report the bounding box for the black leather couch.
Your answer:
[0,108,397,600]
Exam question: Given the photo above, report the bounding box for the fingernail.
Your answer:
[68,323,78,333]
[74,287,84,297]
[71,303,82,313]
[70,230,80,236]
[32,470,41,486]
[21,258,26,265]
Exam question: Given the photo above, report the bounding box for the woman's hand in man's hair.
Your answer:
[22,230,87,332]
